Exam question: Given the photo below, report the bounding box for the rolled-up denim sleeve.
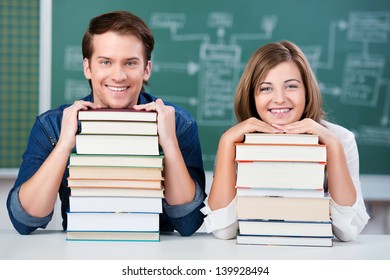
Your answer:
[8,187,53,235]
[163,180,204,218]
[6,117,54,235]
[162,181,205,236]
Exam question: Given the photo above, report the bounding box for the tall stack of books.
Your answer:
[235,133,333,247]
[66,108,164,242]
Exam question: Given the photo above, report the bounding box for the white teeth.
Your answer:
[270,108,290,114]
[107,86,127,92]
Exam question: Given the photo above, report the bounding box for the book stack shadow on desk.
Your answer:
[235,133,333,247]
[66,108,164,242]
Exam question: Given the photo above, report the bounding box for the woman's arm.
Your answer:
[273,119,370,241]
[202,118,275,239]
[208,117,276,210]
[273,119,356,206]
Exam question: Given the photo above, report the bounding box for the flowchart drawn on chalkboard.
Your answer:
[2,0,389,177]
[48,1,390,174]
[150,12,277,126]
[148,10,390,148]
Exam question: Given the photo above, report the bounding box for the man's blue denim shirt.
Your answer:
[7,92,206,236]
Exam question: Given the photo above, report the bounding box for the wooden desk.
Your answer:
[0,230,389,260]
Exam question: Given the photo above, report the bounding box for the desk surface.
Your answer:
[0,230,389,260]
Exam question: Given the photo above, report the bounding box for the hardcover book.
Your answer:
[238,220,333,237]
[244,133,319,145]
[66,231,160,242]
[67,212,160,232]
[237,196,331,222]
[75,134,159,156]
[78,108,157,122]
[69,187,164,198]
[68,165,163,180]
[69,196,163,213]
[67,178,163,189]
[236,187,324,198]
[69,153,164,168]
[236,235,333,247]
[236,161,325,189]
[235,143,327,162]
[78,120,157,135]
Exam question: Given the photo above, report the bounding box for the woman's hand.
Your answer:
[221,117,278,146]
[271,118,337,145]
[208,117,277,210]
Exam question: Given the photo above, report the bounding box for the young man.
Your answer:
[7,11,206,236]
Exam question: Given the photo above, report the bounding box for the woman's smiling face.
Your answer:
[254,61,306,125]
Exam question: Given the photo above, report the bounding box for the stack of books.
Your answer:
[66,108,164,242]
[235,133,333,247]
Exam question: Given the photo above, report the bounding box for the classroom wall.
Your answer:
[1,0,390,234]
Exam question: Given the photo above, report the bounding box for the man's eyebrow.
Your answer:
[95,56,141,61]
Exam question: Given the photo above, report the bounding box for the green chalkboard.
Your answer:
[50,0,390,174]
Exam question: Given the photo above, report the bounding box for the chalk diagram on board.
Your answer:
[61,10,389,148]
[150,12,278,126]
[299,11,390,147]
[150,10,390,147]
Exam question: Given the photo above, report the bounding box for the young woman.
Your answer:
[201,41,369,242]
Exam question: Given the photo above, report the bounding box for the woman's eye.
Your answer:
[260,87,272,93]
[286,84,298,89]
